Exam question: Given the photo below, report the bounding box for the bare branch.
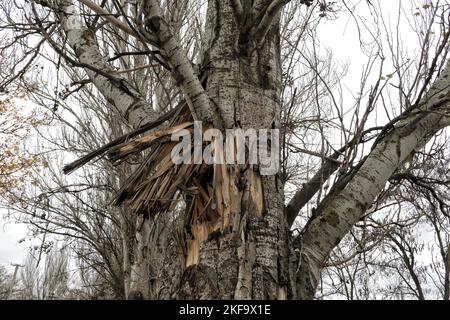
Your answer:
[286,126,383,227]
[251,0,312,48]
[57,0,157,126]
[63,104,182,174]
[139,0,221,125]
[253,0,288,47]
[296,58,450,299]
[77,0,158,45]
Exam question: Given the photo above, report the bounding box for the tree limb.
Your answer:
[77,0,158,45]
[252,0,288,48]
[251,0,312,48]
[63,104,182,174]
[58,0,157,126]
[230,0,245,23]
[139,0,222,126]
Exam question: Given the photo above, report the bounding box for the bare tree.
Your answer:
[1,0,450,300]
[17,247,69,300]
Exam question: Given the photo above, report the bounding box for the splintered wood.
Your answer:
[107,122,193,162]
[108,105,264,268]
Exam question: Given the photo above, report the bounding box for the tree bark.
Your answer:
[176,0,292,300]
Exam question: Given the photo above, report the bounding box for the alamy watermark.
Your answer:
[170,121,280,175]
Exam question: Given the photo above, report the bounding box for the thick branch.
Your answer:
[252,0,288,48]
[59,0,157,126]
[251,0,312,48]
[296,59,450,299]
[230,0,245,23]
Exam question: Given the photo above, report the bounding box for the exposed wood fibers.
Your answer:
[65,104,264,268]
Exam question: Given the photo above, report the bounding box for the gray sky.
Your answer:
[0,216,30,268]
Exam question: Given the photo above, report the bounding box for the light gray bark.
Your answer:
[59,0,157,127]
[296,60,450,299]
[140,0,220,125]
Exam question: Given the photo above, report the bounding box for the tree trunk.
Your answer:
[175,0,292,300]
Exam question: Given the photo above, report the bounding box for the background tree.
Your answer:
[0,265,12,299]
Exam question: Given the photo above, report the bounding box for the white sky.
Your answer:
[0,214,30,269]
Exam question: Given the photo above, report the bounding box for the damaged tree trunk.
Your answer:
[176,1,291,300]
